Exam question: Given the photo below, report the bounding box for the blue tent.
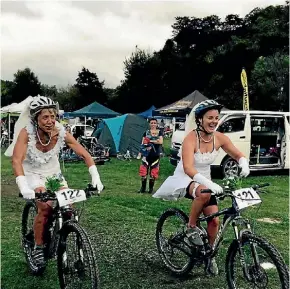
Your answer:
[66,102,120,118]
[138,105,156,118]
[93,114,148,156]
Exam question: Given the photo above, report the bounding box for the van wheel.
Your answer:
[222,157,239,178]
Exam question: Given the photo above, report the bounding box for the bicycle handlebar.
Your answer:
[19,184,101,202]
[200,183,270,197]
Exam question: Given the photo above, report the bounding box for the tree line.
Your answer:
[1,2,289,113]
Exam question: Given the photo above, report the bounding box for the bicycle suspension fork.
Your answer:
[232,219,259,282]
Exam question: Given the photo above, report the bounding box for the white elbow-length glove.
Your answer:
[16,176,35,199]
[193,173,223,195]
[89,165,104,192]
[238,157,250,177]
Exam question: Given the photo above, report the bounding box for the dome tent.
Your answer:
[93,114,149,156]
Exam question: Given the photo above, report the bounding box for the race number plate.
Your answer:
[56,189,86,207]
[233,188,262,210]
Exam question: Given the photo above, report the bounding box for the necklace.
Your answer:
[200,134,213,143]
[198,131,213,143]
[36,129,52,147]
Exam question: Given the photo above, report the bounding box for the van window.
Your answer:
[251,117,283,133]
[217,116,246,133]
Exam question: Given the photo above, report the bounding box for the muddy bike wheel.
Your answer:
[226,232,289,289]
[57,221,99,289]
[156,208,195,276]
[21,201,47,275]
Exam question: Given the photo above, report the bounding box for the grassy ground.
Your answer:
[1,146,289,289]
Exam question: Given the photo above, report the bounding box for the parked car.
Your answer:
[170,110,290,177]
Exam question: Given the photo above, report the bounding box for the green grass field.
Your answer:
[1,147,289,289]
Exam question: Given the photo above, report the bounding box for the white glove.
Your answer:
[16,176,35,199]
[89,165,104,192]
[193,173,223,195]
[238,157,250,177]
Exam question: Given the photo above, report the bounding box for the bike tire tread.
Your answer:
[156,208,195,276]
[21,201,46,276]
[57,221,100,289]
[225,232,289,289]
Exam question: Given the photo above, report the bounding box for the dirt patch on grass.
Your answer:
[1,183,18,197]
[257,218,281,224]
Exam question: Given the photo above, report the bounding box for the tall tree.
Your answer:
[74,67,107,108]
[56,85,80,112]
[41,84,58,100]
[113,47,155,113]
[11,68,42,103]
[251,53,289,111]
[1,80,14,106]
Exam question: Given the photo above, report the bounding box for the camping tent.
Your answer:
[67,102,120,118]
[138,105,156,118]
[93,114,148,156]
[153,90,228,117]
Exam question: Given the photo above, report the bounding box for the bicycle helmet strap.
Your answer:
[196,119,213,135]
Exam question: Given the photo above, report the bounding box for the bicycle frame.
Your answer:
[46,204,78,258]
[197,197,254,258]
[197,195,260,282]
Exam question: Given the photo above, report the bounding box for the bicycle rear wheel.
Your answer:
[226,232,289,289]
[156,208,195,276]
[21,201,46,275]
[57,221,99,289]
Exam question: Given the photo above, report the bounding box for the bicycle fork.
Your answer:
[232,220,260,282]
[59,214,85,273]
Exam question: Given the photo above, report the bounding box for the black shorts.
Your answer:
[185,181,217,207]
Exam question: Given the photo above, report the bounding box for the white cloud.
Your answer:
[1,0,285,88]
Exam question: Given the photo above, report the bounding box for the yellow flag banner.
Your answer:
[241,68,249,111]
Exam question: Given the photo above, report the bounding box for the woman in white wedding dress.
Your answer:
[153,100,250,275]
[5,95,104,266]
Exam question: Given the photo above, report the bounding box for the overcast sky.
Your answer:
[1,0,284,88]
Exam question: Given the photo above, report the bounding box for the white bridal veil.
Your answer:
[4,100,32,157]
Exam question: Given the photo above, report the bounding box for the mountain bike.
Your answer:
[116,148,137,161]
[156,183,289,289]
[78,136,110,162]
[21,184,100,289]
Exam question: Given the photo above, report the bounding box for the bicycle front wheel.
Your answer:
[226,232,289,289]
[57,221,99,289]
[156,208,195,276]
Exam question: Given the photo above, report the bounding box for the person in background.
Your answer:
[9,118,16,141]
[73,126,84,141]
[138,118,163,194]
[158,119,165,135]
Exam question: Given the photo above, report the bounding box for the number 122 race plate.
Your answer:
[56,189,86,207]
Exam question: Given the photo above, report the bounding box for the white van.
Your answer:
[170,110,290,177]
